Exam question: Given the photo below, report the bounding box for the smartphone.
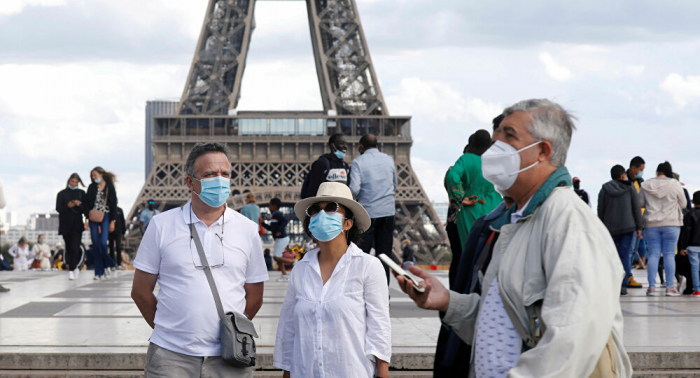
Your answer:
[378,254,425,293]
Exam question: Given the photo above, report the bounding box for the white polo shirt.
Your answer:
[134,201,269,357]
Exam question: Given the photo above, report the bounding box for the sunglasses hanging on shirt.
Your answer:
[187,206,226,269]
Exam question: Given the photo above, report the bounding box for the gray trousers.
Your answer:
[145,343,253,378]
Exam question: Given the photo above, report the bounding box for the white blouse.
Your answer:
[273,243,391,378]
[9,243,30,263]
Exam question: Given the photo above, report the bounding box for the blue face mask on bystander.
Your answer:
[636,172,643,179]
[309,211,344,242]
[192,176,231,208]
[334,150,346,160]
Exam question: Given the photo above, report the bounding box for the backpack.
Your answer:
[300,156,332,199]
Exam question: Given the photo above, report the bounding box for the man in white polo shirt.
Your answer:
[131,142,269,378]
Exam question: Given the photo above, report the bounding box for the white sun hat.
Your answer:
[294,182,371,232]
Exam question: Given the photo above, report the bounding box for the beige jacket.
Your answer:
[443,187,632,378]
[639,177,686,228]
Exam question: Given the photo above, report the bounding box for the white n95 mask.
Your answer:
[481,140,541,190]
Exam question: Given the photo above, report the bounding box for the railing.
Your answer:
[153,115,411,139]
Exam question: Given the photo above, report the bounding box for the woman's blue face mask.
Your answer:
[309,211,345,242]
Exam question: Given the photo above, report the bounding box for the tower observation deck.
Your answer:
[128,0,449,263]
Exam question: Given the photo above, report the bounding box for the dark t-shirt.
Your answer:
[263,210,289,239]
[305,153,350,198]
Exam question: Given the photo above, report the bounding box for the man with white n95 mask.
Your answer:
[131,142,269,378]
[393,99,632,378]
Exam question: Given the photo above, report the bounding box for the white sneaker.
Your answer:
[93,276,100,281]
[105,269,111,277]
[74,268,80,278]
[276,276,290,282]
[69,271,75,281]
[102,274,109,280]
[678,276,687,294]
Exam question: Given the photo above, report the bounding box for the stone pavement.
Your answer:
[0,268,699,376]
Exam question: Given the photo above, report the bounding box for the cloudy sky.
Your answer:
[1,0,700,225]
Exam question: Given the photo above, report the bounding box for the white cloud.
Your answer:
[625,65,645,76]
[0,62,185,162]
[660,73,700,107]
[0,0,67,15]
[410,157,448,204]
[538,52,572,81]
[386,78,501,123]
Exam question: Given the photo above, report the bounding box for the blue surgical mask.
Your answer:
[193,176,230,208]
[94,177,102,184]
[308,211,344,242]
[334,150,346,160]
[69,184,78,190]
[636,172,643,179]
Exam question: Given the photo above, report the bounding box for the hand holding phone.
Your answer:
[378,254,425,293]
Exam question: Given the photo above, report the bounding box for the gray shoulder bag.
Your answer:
[189,223,258,368]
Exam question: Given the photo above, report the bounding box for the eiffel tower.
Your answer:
[127,0,449,263]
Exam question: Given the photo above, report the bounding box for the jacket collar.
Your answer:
[484,201,509,221]
[490,166,572,231]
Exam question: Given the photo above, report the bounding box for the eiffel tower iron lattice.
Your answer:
[128,0,450,263]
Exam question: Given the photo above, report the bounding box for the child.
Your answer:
[680,191,700,296]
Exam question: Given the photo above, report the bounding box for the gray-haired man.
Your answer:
[394,99,632,377]
[131,142,269,377]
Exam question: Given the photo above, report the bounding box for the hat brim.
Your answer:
[294,195,371,233]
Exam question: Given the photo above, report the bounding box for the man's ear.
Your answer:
[538,141,554,162]
[185,176,195,193]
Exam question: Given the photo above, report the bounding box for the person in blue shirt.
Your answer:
[240,193,260,227]
[263,198,292,281]
[139,200,160,234]
[349,134,397,284]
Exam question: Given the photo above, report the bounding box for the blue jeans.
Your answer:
[89,214,116,277]
[629,229,647,266]
[688,249,700,292]
[645,226,681,288]
[612,232,634,288]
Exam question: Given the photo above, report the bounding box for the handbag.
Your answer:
[89,187,108,223]
[189,223,258,368]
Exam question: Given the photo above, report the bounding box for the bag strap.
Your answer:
[189,223,226,321]
[500,291,539,350]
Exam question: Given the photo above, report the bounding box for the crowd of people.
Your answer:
[0,167,131,286]
[596,158,696,297]
[2,97,698,377]
[54,167,129,281]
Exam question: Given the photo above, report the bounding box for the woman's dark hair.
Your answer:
[303,203,363,246]
[656,161,673,178]
[18,237,27,245]
[66,173,85,189]
[91,166,117,185]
